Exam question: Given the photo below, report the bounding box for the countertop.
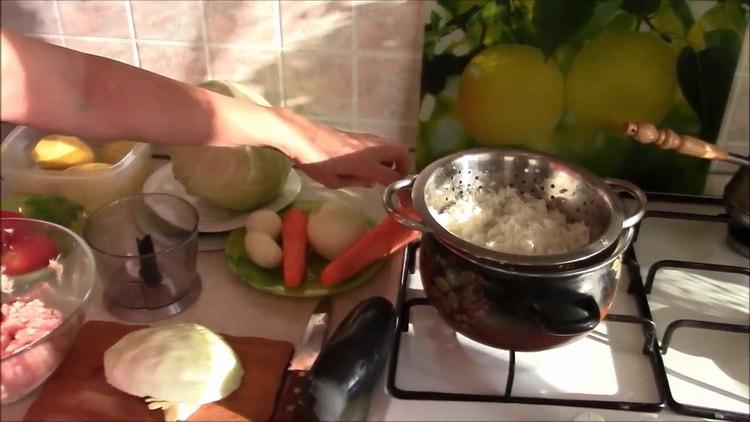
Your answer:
[1,159,404,421]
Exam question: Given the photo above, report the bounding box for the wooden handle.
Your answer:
[623,122,729,161]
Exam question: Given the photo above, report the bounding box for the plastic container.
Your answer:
[1,126,152,212]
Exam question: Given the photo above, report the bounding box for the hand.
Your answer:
[274,108,411,189]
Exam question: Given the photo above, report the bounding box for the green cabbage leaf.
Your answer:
[170,145,291,211]
[103,323,244,422]
[169,80,292,212]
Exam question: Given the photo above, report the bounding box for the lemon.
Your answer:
[32,135,94,170]
[457,44,564,146]
[63,162,112,173]
[99,140,136,164]
[565,31,677,130]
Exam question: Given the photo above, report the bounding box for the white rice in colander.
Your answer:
[433,186,590,256]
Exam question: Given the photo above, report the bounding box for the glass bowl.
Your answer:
[1,218,96,404]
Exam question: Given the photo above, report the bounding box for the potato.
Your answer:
[244,210,282,239]
[307,202,368,260]
[32,135,94,169]
[99,140,136,164]
[244,231,282,269]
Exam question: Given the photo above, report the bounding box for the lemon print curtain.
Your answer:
[417,0,748,193]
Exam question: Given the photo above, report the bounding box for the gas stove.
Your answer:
[369,193,749,421]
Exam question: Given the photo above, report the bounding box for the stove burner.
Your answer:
[727,222,750,257]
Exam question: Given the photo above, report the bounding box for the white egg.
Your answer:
[307,202,369,260]
[244,210,282,239]
[244,231,282,269]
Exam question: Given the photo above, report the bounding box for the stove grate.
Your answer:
[386,243,666,413]
[638,258,750,421]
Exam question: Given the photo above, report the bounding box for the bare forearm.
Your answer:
[1,30,411,188]
[0,30,302,151]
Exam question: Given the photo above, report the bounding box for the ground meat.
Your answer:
[2,340,57,403]
[1,299,63,359]
[1,299,63,403]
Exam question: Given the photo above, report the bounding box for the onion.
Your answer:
[307,202,368,260]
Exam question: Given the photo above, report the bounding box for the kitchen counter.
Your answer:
[1,160,404,421]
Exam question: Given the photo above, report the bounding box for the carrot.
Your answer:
[282,209,308,288]
[320,216,419,287]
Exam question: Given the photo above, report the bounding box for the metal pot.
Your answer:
[384,148,646,351]
[419,227,633,351]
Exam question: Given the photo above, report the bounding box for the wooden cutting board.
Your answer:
[24,321,294,421]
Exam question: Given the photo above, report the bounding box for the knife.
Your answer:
[272,297,332,422]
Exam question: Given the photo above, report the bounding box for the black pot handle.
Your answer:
[527,290,601,335]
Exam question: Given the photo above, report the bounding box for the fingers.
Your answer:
[321,176,375,189]
[296,136,412,189]
[336,144,409,187]
[371,143,411,176]
[337,176,376,189]
[359,162,402,186]
[350,133,411,175]
[389,146,411,175]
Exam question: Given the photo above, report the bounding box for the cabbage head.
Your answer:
[103,323,244,422]
[170,79,292,211]
[170,145,291,211]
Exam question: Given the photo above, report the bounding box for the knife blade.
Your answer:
[272,297,331,422]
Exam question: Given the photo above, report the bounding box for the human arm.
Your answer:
[1,30,410,187]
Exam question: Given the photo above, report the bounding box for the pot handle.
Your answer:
[604,178,647,229]
[383,176,431,232]
[528,290,600,335]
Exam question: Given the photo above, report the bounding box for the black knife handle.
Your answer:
[272,369,317,422]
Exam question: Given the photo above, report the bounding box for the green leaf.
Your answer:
[532,0,596,58]
[579,0,627,35]
[452,3,484,27]
[677,45,740,141]
[704,28,742,53]
[421,53,475,95]
[676,47,703,125]
[441,0,488,14]
[620,0,659,17]
[687,0,749,50]
[668,0,695,30]
[605,11,637,32]
[429,10,441,31]
[15,194,87,232]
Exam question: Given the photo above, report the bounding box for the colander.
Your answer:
[385,148,646,269]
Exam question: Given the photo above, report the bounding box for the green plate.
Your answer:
[224,201,384,297]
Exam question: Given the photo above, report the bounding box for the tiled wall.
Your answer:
[1,0,748,194]
[1,0,424,148]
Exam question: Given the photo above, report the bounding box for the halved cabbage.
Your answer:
[103,323,244,422]
[169,80,292,211]
[170,145,291,211]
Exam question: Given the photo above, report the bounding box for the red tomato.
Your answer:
[1,233,59,275]
[0,211,22,218]
[1,211,28,249]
